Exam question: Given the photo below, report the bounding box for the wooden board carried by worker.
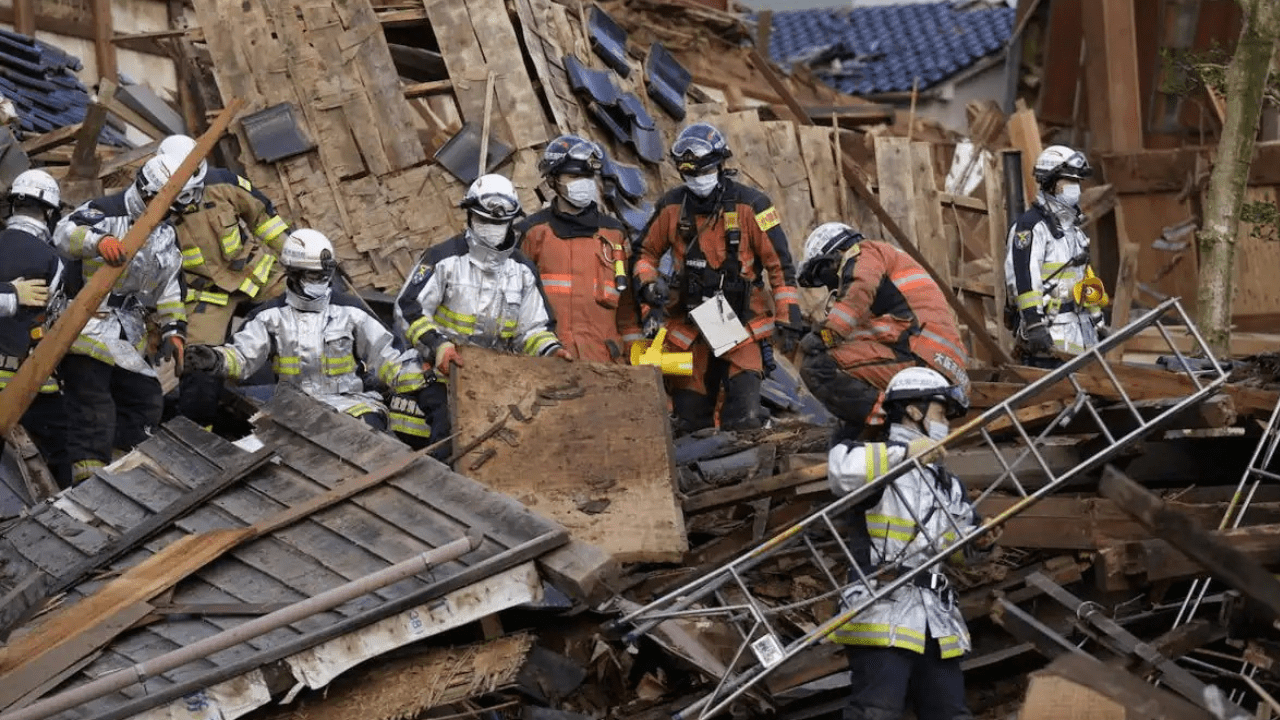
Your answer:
[450,348,687,563]
[1020,672,1125,720]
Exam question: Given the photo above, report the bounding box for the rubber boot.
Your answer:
[671,389,716,436]
[721,371,764,431]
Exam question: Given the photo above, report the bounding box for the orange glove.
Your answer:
[435,342,463,376]
[552,347,573,362]
[161,334,185,375]
[98,236,128,267]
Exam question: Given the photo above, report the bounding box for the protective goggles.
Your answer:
[1058,151,1092,179]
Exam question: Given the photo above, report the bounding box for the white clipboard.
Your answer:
[689,292,750,357]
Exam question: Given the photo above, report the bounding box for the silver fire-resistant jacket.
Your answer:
[393,233,561,358]
[1004,194,1104,355]
[54,191,186,377]
[826,423,981,659]
[211,291,424,418]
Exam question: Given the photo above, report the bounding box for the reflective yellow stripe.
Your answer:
[218,347,241,378]
[406,316,435,346]
[219,226,243,256]
[69,226,93,256]
[389,412,431,437]
[71,335,114,364]
[523,330,558,356]
[181,246,206,269]
[186,289,230,306]
[254,215,288,244]
[393,372,425,394]
[1015,290,1041,311]
[237,276,262,298]
[250,253,275,284]
[273,355,301,376]
[157,300,186,316]
[864,443,890,480]
[0,369,59,393]
[829,623,927,652]
[322,354,357,376]
[345,403,376,418]
[72,459,105,483]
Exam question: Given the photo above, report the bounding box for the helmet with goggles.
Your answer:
[539,135,603,177]
[670,122,731,175]
[883,367,968,419]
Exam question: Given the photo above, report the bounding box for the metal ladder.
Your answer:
[606,298,1230,720]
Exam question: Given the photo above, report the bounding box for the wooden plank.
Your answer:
[1108,203,1140,348]
[11,0,34,35]
[19,124,82,156]
[450,348,686,563]
[0,530,247,709]
[403,79,452,98]
[535,540,619,606]
[1020,673,1125,720]
[465,0,549,150]
[683,462,827,513]
[90,0,116,82]
[1036,0,1083,127]
[910,141,950,286]
[1099,465,1280,620]
[1007,107,1041,206]
[1012,362,1278,415]
[1231,187,1280,316]
[874,136,917,250]
[1097,524,1280,591]
[1081,0,1143,152]
[985,151,1012,357]
[1041,654,1214,720]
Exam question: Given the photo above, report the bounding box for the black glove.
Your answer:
[775,323,803,355]
[799,331,829,356]
[184,344,222,375]
[1022,322,1054,355]
[638,279,668,308]
[642,307,664,339]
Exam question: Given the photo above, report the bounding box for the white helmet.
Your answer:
[280,228,336,272]
[136,153,206,209]
[1033,145,1091,187]
[797,222,862,288]
[8,169,60,209]
[461,174,521,222]
[884,367,968,418]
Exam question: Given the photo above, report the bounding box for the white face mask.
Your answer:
[683,170,719,198]
[924,418,950,442]
[299,280,331,301]
[471,219,510,248]
[1057,182,1081,207]
[561,178,598,208]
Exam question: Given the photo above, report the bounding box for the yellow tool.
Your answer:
[1073,275,1110,308]
[630,327,694,376]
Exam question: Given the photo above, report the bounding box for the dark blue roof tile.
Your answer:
[765,1,1014,96]
[0,31,127,146]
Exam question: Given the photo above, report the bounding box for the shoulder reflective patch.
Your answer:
[411,262,432,285]
[237,176,253,192]
[1013,230,1032,250]
[755,205,781,232]
[74,207,105,223]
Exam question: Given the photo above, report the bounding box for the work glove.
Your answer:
[907,437,947,465]
[97,236,129,267]
[10,277,49,308]
[435,342,463,376]
[775,323,803,355]
[642,307,664,339]
[1022,321,1054,355]
[973,523,1004,550]
[184,344,221,375]
[160,334,186,376]
[638,279,667,308]
[798,330,829,356]
[551,346,574,362]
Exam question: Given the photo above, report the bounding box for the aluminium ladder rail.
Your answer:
[605,298,1230,720]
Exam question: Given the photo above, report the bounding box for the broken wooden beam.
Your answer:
[19,123,83,156]
[1099,464,1280,620]
[1096,523,1280,591]
[535,539,619,607]
[1039,655,1214,720]
[682,461,826,513]
[403,79,453,98]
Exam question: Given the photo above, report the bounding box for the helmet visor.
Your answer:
[888,384,968,418]
[1059,151,1092,180]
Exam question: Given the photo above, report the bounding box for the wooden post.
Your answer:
[985,151,1012,356]
[90,0,117,83]
[11,0,35,36]
[1080,0,1144,152]
[0,98,244,436]
[1007,105,1042,205]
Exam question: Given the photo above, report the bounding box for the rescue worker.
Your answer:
[828,367,997,720]
[184,229,426,438]
[54,155,189,483]
[156,134,291,424]
[519,134,641,363]
[396,174,570,447]
[1005,145,1109,367]
[796,222,969,438]
[633,122,803,434]
[0,170,70,486]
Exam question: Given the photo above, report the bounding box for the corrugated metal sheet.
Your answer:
[765,2,1016,95]
[0,385,567,720]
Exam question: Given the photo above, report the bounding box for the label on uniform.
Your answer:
[755,206,781,232]
[751,634,784,667]
[689,292,749,357]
